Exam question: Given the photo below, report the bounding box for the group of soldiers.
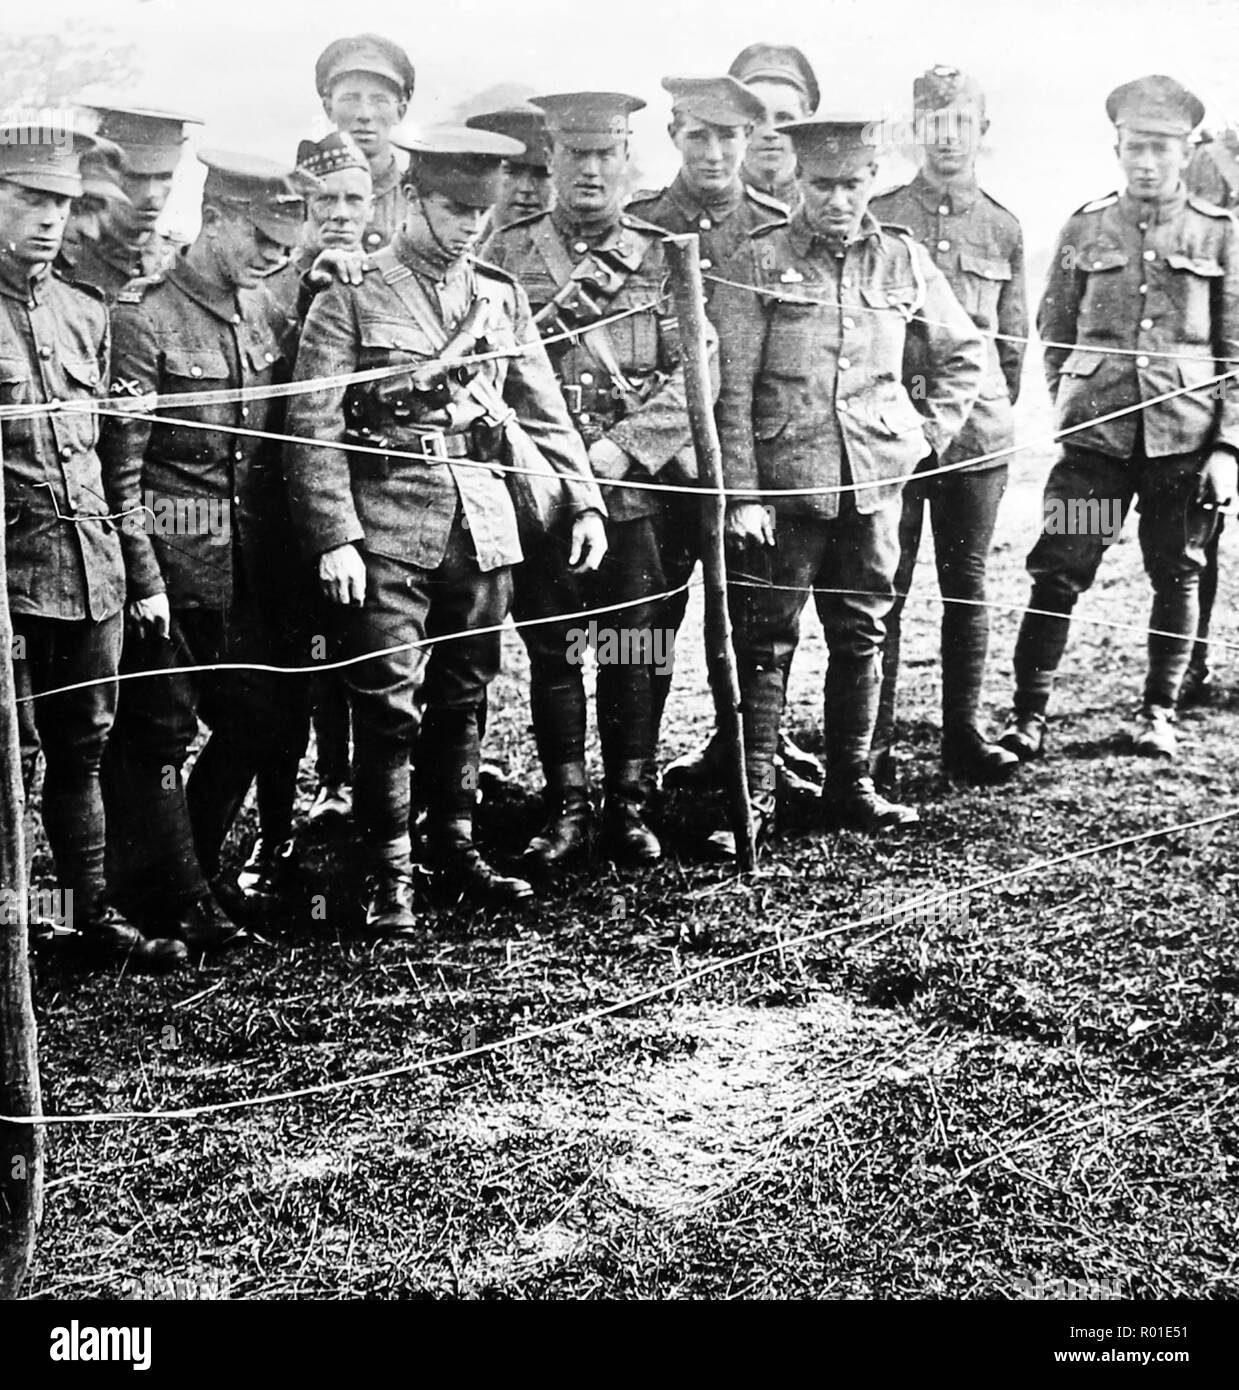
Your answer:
[4,31,1237,973]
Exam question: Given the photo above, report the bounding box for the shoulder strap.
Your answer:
[529,217,636,397]
[373,250,451,352]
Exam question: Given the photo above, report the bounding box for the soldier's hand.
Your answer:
[128,592,171,639]
[1197,449,1239,513]
[725,501,776,548]
[319,543,367,607]
[567,509,608,574]
[307,247,367,288]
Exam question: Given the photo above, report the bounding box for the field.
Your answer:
[21,384,1239,1301]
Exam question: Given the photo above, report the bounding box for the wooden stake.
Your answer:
[664,234,756,872]
[0,435,42,1300]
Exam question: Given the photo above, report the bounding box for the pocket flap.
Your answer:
[860,284,917,310]
[1080,246,1128,273]
[164,346,231,381]
[1166,252,1224,276]
[1060,347,1107,377]
[958,250,1012,281]
[0,357,29,385]
[61,358,102,391]
[244,339,281,373]
[359,319,435,354]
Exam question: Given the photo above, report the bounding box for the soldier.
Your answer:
[467,106,554,228]
[56,136,131,286]
[1180,124,1239,706]
[99,151,305,950]
[870,66,1026,785]
[284,126,606,932]
[728,43,820,212]
[484,91,705,870]
[71,105,202,303]
[624,76,821,798]
[0,120,184,970]
[1000,76,1239,764]
[315,32,416,254]
[710,118,985,845]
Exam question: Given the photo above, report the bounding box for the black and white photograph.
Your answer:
[0,0,1236,1342]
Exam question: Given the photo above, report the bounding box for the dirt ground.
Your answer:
[20,377,1239,1300]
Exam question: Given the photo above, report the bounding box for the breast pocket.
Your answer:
[56,359,103,453]
[763,302,819,379]
[358,318,438,358]
[957,250,1011,322]
[1165,252,1224,343]
[0,358,34,451]
[160,345,234,457]
[1077,245,1130,325]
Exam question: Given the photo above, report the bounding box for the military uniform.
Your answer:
[711,118,985,831]
[0,123,158,962]
[484,90,704,865]
[69,228,182,304]
[285,124,601,928]
[1181,131,1239,699]
[1003,77,1239,759]
[98,152,305,935]
[870,67,1028,781]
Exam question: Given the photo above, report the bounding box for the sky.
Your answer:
[9,0,1239,261]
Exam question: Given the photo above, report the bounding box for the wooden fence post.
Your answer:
[664,234,757,872]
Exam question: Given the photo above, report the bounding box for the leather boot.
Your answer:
[80,904,188,974]
[186,731,259,881]
[821,655,919,832]
[421,708,534,905]
[362,834,418,934]
[522,761,592,871]
[942,725,1021,785]
[600,759,662,864]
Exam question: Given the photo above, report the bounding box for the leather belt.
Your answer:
[405,428,472,460]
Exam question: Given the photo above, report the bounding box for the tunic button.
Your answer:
[1139,283,1148,293]
[938,204,950,216]
[838,357,851,370]
[190,365,203,377]
[842,317,855,329]
[460,514,470,531]
[699,217,712,231]
[1136,355,1150,368]
[233,495,241,505]
[700,258,712,270]
[1093,261,1104,269]
[1138,222,1148,232]
[1143,250,1156,262]
[60,446,73,461]
[579,412,591,424]
[39,345,53,360]
[573,241,589,254]
[232,314,241,326]
[937,240,950,252]
[1140,317,1153,330]
[234,449,243,460]
[264,351,274,363]
[580,371,594,385]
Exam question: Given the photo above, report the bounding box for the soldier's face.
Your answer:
[115,171,174,234]
[1117,129,1192,200]
[918,107,985,181]
[498,165,553,224]
[408,189,489,260]
[0,183,70,265]
[550,140,628,214]
[61,193,108,264]
[744,79,810,177]
[800,161,878,242]
[324,73,407,160]
[207,208,290,288]
[308,167,374,250]
[671,116,749,195]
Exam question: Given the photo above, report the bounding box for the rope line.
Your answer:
[4,803,1233,1126]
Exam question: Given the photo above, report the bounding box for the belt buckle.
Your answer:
[419,430,449,461]
[563,383,583,414]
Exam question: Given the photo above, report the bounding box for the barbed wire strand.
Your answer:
[3,801,1234,1127]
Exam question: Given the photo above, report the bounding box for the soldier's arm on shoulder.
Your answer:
[997,212,1029,403]
[913,243,986,457]
[1211,213,1239,454]
[1038,213,1088,397]
[500,277,606,517]
[284,281,366,557]
[711,239,768,501]
[99,296,165,600]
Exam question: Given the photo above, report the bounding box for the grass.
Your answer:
[19,390,1239,1300]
